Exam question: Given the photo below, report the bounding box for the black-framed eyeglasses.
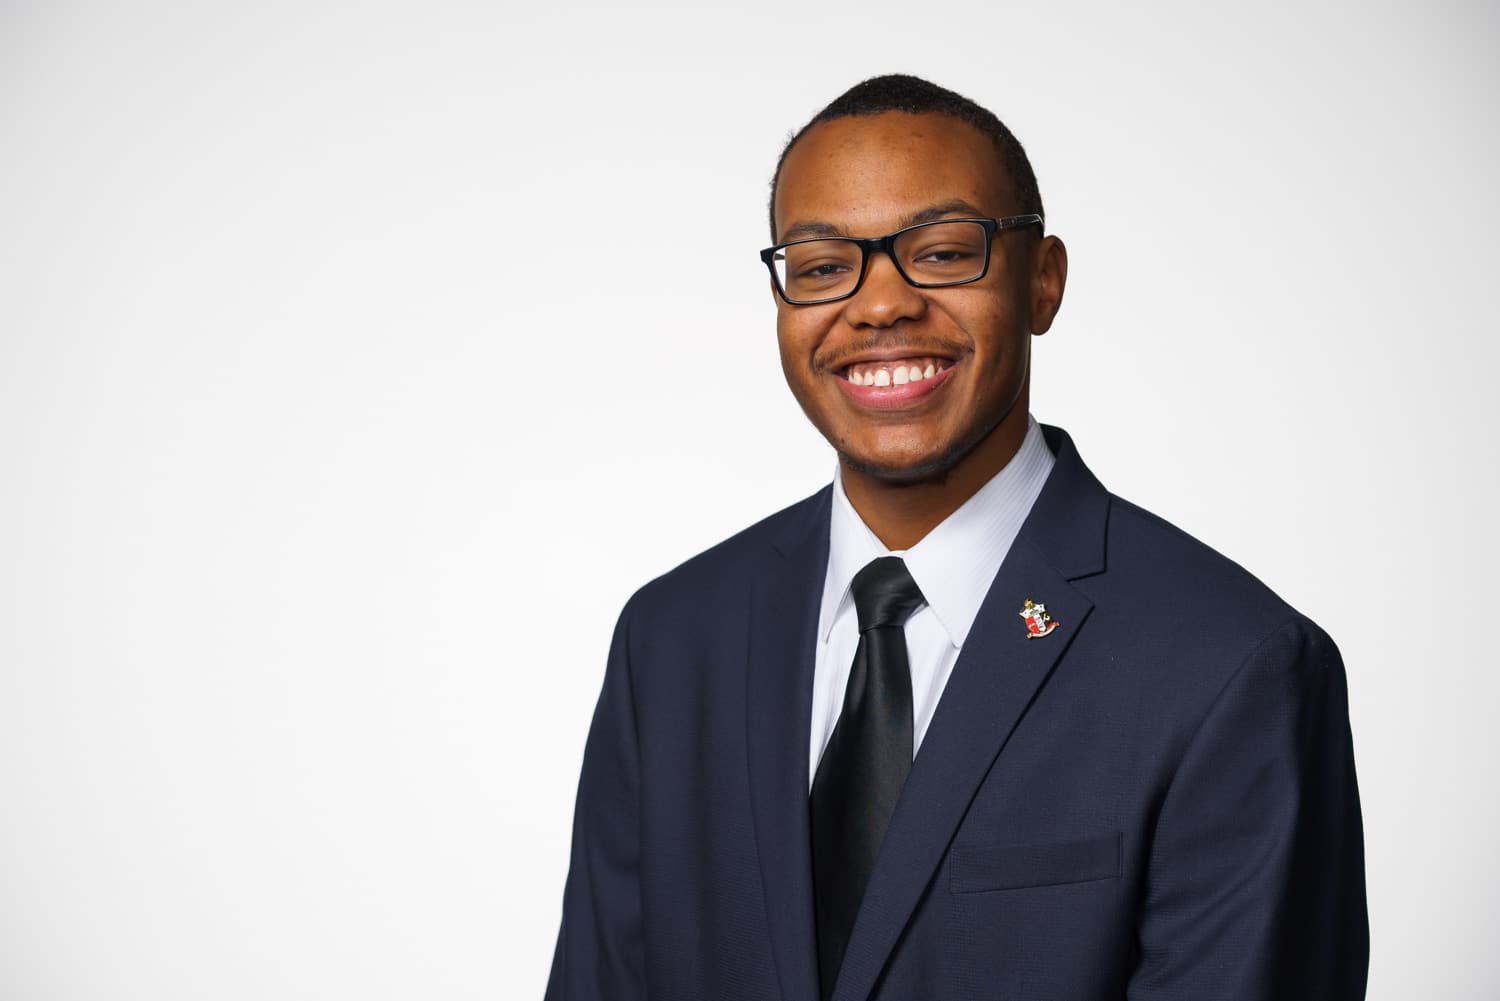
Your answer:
[759,215,1043,306]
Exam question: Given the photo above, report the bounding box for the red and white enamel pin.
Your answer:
[1019,598,1059,639]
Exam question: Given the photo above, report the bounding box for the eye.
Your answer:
[913,246,973,264]
[906,245,982,279]
[796,260,854,279]
[895,221,990,279]
[782,242,861,286]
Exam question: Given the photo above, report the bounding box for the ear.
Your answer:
[1028,235,1068,335]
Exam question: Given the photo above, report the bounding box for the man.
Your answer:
[545,75,1367,1000]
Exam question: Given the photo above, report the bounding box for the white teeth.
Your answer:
[846,358,951,386]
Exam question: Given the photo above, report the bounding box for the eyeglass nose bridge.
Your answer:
[844,233,914,300]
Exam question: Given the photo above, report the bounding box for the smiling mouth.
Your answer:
[840,356,952,387]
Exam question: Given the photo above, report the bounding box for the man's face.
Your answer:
[772,112,1056,484]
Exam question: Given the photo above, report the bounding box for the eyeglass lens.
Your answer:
[772,220,989,303]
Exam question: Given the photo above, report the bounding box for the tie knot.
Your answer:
[851,556,926,632]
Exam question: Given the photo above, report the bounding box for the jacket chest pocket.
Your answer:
[949,832,1122,893]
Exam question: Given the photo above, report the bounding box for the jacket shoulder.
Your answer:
[624,486,829,619]
[1081,493,1345,727]
[1102,494,1299,622]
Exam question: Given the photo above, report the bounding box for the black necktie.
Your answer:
[810,556,926,1001]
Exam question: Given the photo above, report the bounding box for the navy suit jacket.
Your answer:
[546,426,1368,1000]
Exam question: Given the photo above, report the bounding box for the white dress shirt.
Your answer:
[809,416,1056,788]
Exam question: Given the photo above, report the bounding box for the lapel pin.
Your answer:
[1019,598,1059,639]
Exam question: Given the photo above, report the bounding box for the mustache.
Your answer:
[815,331,968,372]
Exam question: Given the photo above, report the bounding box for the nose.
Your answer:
[842,248,927,328]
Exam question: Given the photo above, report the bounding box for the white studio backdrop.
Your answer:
[2,1,1496,998]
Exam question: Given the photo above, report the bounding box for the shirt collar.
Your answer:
[818,415,1056,647]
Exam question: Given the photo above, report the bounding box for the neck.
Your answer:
[840,410,1030,551]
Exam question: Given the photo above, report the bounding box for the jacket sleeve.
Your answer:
[545,600,646,1001]
[1127,616,1369,1000]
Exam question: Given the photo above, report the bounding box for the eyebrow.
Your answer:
[900,199,987,227]
[778,200,989,243]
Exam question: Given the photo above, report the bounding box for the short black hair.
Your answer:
[768,74,1044,240]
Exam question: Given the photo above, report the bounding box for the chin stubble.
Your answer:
[836,433,979,488]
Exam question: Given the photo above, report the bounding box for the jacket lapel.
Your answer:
[746,488,831,1001]
[831,426,1111,1001]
